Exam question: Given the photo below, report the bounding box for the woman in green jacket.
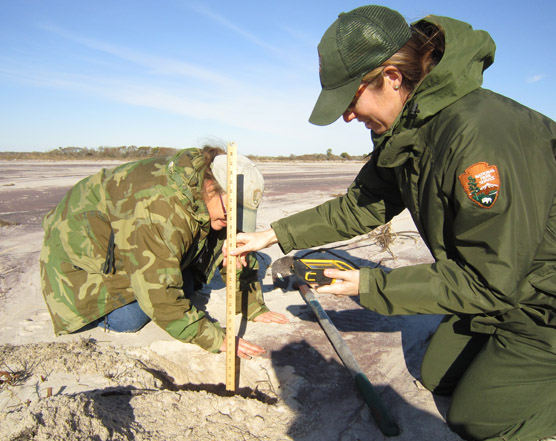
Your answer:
[40,146,287,359]
[228,5,556,440]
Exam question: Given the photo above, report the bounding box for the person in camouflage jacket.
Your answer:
[40,146,287,358]
[228,6,556,441]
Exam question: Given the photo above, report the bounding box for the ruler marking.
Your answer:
[225,142,237,391]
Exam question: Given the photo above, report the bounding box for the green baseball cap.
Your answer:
[211,154,264,233]
[309,5,411,126]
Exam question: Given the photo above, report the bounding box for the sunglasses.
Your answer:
[346,81,370,114]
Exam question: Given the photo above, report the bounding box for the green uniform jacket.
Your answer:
[40,148,268,352]
[272,16,556,352]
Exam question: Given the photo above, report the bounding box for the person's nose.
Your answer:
[343,110,356,123]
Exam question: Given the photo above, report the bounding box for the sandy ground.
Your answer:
[0,159,462,441]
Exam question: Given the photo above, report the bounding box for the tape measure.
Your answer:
[292,258,356,286]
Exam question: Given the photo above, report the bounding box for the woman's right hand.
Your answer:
[223,229,278,268]
[220,335,266,359]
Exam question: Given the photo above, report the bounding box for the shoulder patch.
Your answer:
[458,162,500,208]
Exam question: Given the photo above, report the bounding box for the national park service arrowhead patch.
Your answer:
[458,162,500,208]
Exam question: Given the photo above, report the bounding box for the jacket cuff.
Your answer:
[270,220,294,254]
[358,266,375,310]
[191,318,226,353]
[247,304,270,321]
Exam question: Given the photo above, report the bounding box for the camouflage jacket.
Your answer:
[40,148,268,352]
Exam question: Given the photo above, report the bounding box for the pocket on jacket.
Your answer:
[62,211,113,273]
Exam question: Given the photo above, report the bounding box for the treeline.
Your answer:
[0,146,178,160]
[0,146,368,162]
[253,148,367,162]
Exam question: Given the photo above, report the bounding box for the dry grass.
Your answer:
[0,361,33,389]
[369,222,421,255]
[0,219,18,227]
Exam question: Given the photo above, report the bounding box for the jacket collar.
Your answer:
[371,15,496,168]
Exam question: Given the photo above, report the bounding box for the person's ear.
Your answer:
[203,179,216,193]
[383,66,403,91]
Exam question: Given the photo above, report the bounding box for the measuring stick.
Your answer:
[225,142,238,391]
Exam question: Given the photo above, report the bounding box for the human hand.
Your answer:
[223,229,278,268]
[252,310,290,324]
[315,269,360,296]
[220,336,266,359]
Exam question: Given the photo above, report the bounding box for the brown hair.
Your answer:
[201,145,226,194]
[363,21,445,94]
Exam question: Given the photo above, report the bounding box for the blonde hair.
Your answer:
[363,21,445,93]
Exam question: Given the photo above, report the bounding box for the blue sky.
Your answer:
[1,0,554,156]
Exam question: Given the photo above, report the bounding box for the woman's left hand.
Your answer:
[252,311,290,324]
[315,269,360,296]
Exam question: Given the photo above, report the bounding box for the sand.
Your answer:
[0,160,462,440]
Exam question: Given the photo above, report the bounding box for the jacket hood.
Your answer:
[372,15,496,166]
[166,148,209,223]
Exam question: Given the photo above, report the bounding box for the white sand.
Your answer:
[0,160,461,440]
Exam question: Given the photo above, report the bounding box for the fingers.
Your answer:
[252,311,290,324]
[223,230,277,259]
[326,269,359,283]
[230,232,255,255]
[221,336,266,359]
[316,269,360,296]
[236,338,266,359]
[229,229,278,256]
[223,230,278,270]
[222,241,249,268]
[230,242,254,257]
[222,254,247,269]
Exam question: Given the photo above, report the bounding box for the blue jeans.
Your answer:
[97,301,151,332]
[77,301,151,333]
